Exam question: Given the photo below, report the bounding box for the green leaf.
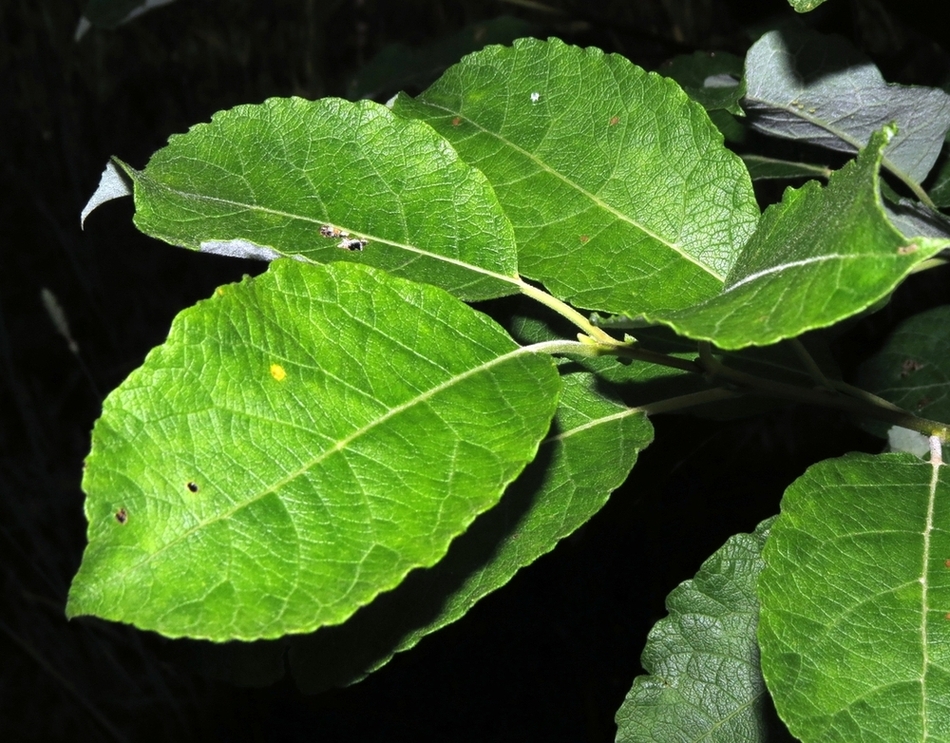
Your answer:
[759,452,950,742]
[658,50,746,116]
[644,129,948,349]
[111,97,521,301]
[615,518,775,743]
[66,260,560,640]
[287,368,652,692]
[708,109,748,144]
[393,37,760,315]
[856,305,950,434]
[743,27,950,186]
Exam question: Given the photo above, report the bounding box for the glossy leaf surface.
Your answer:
[67,261,560,640]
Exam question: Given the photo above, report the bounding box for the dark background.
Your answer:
[3,1,949,741]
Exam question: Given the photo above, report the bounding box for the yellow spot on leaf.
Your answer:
[270,363,287,381]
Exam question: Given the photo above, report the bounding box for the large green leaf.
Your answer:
[392,37,760,315]
[856,306,950,434]
[287,367,652,692]
[645,129,948,349]
[759,452,950,742]
[66,260,560,640]
[127,365,652,690]
[97,97,521,301]
[615,518,775,743]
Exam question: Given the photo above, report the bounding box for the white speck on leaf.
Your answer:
[530,92,540,103]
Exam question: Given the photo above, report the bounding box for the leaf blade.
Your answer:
[615,519,775,743]
[288,368,653,691]
[393,37,760,315]
[67,260,560,641]
[646,129,948,349]
[120,97,521,300]
[856,305,950,436]
[743,27,950,186]
[759,452,950,742]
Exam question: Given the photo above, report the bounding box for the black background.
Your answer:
[3,1,950,741]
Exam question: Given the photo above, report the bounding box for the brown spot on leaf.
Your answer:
[898,244,919,255]
[115,508,128,524]
[451,116,462,126]
[917,397,932,410]
[609,116,620,126]
[579,235,590,243]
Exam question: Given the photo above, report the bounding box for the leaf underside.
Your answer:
[743,27,950,186]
